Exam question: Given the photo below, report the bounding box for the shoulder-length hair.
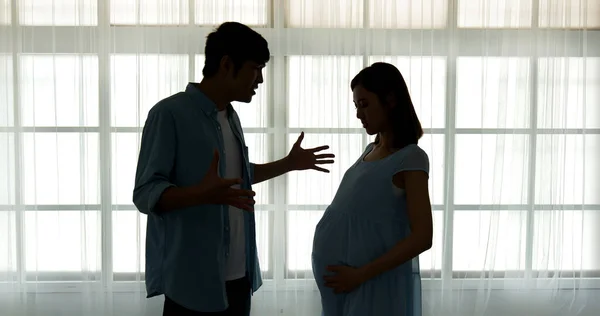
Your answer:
[350,62,423,149]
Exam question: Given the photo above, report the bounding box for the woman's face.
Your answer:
[353,84,393,135]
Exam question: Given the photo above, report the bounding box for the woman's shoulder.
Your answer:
[393,144,430,173]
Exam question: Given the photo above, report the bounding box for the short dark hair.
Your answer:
[203,22,270,77]
[350,62,423,149]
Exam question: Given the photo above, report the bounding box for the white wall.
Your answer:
[2,290,599,316]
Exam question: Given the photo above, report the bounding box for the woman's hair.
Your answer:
[350,62,423,149]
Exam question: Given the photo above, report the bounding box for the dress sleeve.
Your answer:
[394,145,430,177]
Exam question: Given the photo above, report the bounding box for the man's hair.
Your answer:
[202,22,270,77]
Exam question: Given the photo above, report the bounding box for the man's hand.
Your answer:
[323,265,369,294]
[287,132,335,173]
[196,150,256,211]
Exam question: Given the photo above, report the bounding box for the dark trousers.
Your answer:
[162,277,251,316]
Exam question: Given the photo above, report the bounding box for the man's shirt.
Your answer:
[133,83,262,312]
[217,108,247,281]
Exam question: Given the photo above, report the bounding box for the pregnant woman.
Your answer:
[312,62,433,316]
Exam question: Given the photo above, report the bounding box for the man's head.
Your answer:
[203,22,270,103]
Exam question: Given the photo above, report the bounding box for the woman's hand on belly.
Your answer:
[323,265,369,294]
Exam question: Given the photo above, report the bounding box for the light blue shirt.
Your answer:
[133,83,262,312]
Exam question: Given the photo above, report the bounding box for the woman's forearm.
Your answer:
[360,233,432,280]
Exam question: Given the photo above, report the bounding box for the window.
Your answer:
[110,0,187,25]
[286,0,363,28]
[195,0,268,26]
[458,0,533,28]
[1,0,599,290]
[369,0,448,29]
[538,0,600,28]
[537,58,600,129]
[0,55,13,127]
[20,55,99,127]
[456,57,530,129]
[19,0,98,25]
[0,0,10,24]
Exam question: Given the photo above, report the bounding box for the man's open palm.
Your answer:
[287,132,335,173]
[197,150,256,211]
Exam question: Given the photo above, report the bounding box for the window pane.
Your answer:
[287,133,364,205]
[286,0,363,28]
[419,210,443,272]
[245,133,270,205]
[111,54,188,127]
[24,211,100,272]
[111,0,188,25]
[369,0,447,28]
[255,210,270,272]
[369,56,446,128]
[456,57,530,128]
[22,133,100,205]
[286,210,323,273]
[112,211,146,273]
[112,133,141,205]
[539,0,600,28]
[20,55,99,127]
[195,55,269,128]
[454,134,530,204]
[0,55,13,127]
[458,0,532,28]
[0,133,15,205]
[0,0,9,24]
[195,0,267,25]
[0,211,17,273]
[18,0,97,25]
[533,211,600,271]
[453,210,527,271]
[419,134,445,205]
[535,135,600,205]
[288,56,363,128]
[537,57,600,129]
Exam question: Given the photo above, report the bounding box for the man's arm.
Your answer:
[249,132,335,184]
[134,107,255,213]
[133,107,204,214]
[251,158,293,185]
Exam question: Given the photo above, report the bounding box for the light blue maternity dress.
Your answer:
[312,143,429,316]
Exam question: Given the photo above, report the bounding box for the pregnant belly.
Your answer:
[311,216,347,260]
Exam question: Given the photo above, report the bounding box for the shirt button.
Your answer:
[225,226,229,231]
[217,126,221,130]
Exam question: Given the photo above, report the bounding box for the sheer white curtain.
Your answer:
[1,0,599,315]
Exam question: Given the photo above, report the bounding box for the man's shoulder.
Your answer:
[150,92,190,112]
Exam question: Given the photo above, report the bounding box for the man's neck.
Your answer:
[197,78,230,111]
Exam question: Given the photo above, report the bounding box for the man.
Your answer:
[133,22,334,316]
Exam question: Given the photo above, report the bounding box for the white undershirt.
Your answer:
[217,109,246,281]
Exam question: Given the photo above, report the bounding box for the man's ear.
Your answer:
[219,55,233,74]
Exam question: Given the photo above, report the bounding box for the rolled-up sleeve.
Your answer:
[133,106,177,215]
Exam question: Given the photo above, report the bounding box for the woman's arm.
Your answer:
[360,170,433,279]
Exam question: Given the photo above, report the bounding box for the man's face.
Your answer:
[228,61,265,103]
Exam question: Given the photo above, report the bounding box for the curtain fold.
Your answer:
[1,0,599,315]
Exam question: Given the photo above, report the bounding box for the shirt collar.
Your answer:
[185,82,233,117]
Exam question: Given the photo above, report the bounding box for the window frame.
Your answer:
[0,0,600,293]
